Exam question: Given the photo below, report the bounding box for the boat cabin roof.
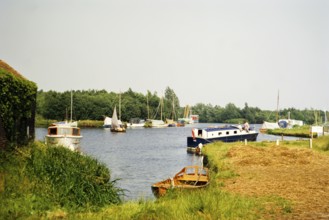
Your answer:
[199,125,240,132]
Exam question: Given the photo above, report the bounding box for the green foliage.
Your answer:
[0,69,37,147]
[0,142,123,218]
[36,88,326,125]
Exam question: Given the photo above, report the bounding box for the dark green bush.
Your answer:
[0,68,37,147]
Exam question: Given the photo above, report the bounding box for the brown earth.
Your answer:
[223,145,329,219]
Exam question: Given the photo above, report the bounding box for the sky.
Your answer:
[1,0,328,111]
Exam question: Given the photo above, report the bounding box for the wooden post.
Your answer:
[310,139,312,149]
[276,139,279,146]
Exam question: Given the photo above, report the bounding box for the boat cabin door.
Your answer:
[198,129,202,137]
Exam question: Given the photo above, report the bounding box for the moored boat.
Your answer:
[127,118,145,128]
[176,119,185,127]
[187,125,258,152]
[259,121,280,133]
[151,166,209,198]
[144,119,168,128]
[45,121,82,151]
[111,106,126,132]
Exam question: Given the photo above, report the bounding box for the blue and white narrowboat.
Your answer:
[187,125,258,152]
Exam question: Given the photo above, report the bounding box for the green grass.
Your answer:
[267,125,314,138]
[0,142,123,219]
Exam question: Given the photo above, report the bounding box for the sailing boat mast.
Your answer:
[276,90,279,122]
[160,96,163,121]
[147,94,150,119]
[119,92,121,120]
[70,91,73,122]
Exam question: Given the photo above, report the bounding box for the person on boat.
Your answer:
[243,121,250,132]
[196,143,203,155]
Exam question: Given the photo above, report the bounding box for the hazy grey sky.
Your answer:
[1,0,328,110]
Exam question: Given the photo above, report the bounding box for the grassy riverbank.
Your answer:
[35,116,104,128]
[266,125,314,138]
[0,143,123,219]
[1,137,329,219]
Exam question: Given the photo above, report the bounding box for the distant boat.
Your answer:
[166,118,176,127]
[103,116,112,128]
[111,106,126,132]
[176,119,186,127]
[103,116,124,128]
[187,125,258,153]
[278,119,304,129]
[144,119,168,128]
[178,105,199,124]
[144,97,168,128]
[259,121,280,133]
[127,118,145,128]
[151,166,210,198]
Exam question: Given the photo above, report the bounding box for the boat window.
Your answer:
[73,128,80,136]
[234,131,237,134]
[218,132,222,136]
[58,128,71,135]
[226,131,229,135]
[198,130,202,137]
[49,128,57,135]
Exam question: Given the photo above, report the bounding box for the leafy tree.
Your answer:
[163,86,180,120]
[221,103,241,122]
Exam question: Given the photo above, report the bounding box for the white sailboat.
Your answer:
[110,105,126,132]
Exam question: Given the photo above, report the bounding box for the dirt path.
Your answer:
[223,145,329,219]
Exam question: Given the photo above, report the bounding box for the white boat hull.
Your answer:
[46,135,82,151]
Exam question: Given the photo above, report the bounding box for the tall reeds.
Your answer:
[0,142,123,218]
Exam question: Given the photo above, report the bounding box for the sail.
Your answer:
[111,106,119,128]
[261,121,280,130]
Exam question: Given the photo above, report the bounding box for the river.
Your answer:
[35,123,300,201]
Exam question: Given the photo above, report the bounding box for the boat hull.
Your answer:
[151,166,209,198]
[151,179,209,198]
[187,132,258,152]
[110,127,126,132]
[45,135,82,151]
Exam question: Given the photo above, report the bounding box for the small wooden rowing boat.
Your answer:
[151,165,210,197]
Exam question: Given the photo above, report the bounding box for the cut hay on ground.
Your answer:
[223,145,329,219]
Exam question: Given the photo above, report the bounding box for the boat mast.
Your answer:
[147,93,150,119]
[70,91,73,122]
[276,90,279,122]
[119,92,121,120]
[160,96,163,121]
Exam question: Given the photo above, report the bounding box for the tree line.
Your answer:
[36,87,326,125]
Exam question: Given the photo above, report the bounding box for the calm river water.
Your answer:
[35,123,300,201]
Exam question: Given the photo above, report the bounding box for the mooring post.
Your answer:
[310,139,312,149]
[276,139,279,146]
[244,139,247,145]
